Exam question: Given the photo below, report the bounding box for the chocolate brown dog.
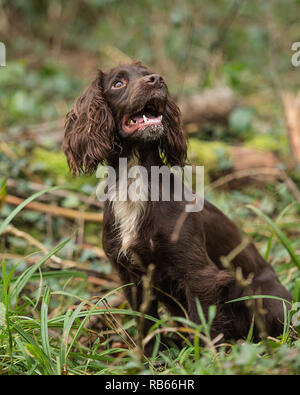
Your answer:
[63,61,292,347]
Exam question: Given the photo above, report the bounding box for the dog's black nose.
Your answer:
[143,74,163,88]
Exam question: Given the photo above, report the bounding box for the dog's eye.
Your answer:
[112,80,125,89]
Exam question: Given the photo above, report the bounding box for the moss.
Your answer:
[187,138,232,181]
[32,148,98,188]
[245,134,288,153]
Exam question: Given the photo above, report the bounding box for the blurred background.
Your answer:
[0,0,300,328]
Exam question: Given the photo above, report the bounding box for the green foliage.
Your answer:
[32,148,98,189]
[1,0,300,375]
[229,107,254,138]
[0,258,299,374]
[245,134,288,153]
[0,60,81,127]
[0,184,299,374]
[188,138,232,180]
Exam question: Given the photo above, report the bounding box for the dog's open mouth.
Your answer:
[122,98,164,135]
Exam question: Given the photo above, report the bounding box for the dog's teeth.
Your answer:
[143,115,148,123]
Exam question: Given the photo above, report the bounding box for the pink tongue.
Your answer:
[132,114,144,123]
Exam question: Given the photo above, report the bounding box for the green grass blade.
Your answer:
[14,322,55,374]
[61,302,86,365]
[40,286,52,361]
[13,322,39,346]
[0,185,67,235]
[265,202,297,261]
[246,315,255,342]
[59,310,72,370]
[281,300,290,343]
[293,278,300,302]
[246,204,300,270]
[8,270,87,283]
[14,336,34,372]
[264,234,274,261]
[0,179,7,211]
[1,261,13,361]
[57,283,135,366]
[25,343,53,375]
[9,238,70,305]
[226,294,292,306]
[33,267,43,310]
[49,308,160,327]
[66,293,122,360]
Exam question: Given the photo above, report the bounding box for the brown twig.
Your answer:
[207,167,300,203]
[0,224,110,275]
[5,194,103,222]
[0,252,119,287]
[2,224,62,266]
[6,178,104,209]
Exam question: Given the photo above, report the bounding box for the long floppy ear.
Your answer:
[160,95,187,167]
[63,71,115,176]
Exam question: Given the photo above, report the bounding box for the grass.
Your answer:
[0,191,300,375]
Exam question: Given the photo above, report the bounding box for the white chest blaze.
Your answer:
[112,153,148,257]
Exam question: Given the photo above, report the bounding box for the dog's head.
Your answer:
[103,62,167,141]
[63,61,187,175]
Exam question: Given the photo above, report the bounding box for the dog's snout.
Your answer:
[143,74,163,88]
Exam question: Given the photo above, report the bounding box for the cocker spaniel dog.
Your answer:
[63,61,292,351]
